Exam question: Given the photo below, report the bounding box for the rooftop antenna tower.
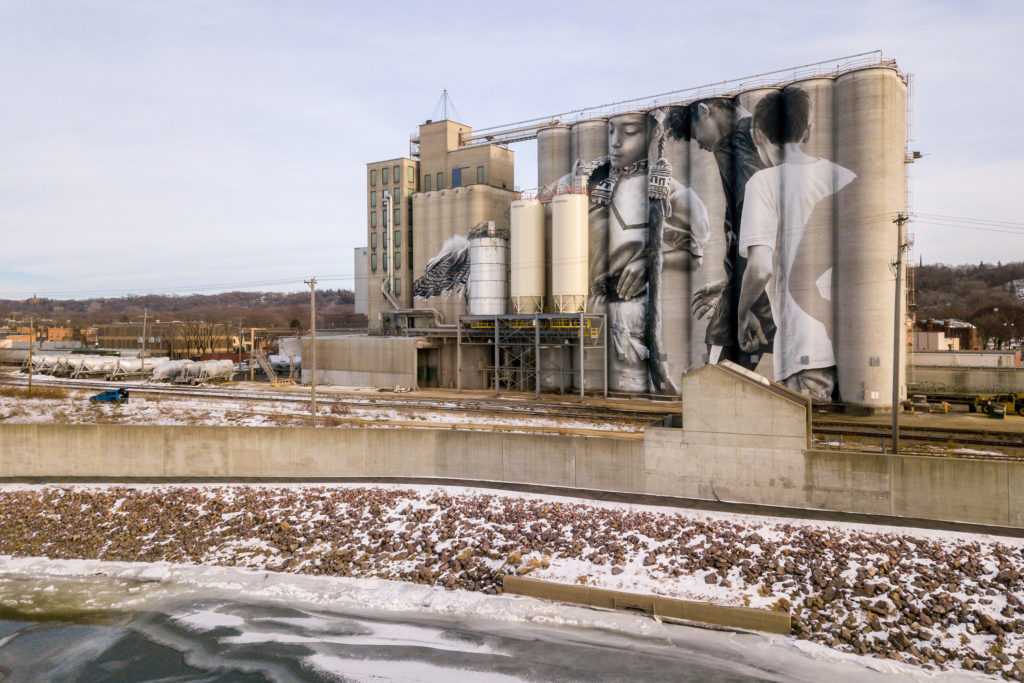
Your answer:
[430,89,462,122]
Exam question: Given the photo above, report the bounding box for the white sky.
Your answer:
[2,0,1023,298]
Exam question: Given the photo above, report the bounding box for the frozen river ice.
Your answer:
[0,558,973,682]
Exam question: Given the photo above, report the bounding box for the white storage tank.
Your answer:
[552,193,589,313]
[467,222,509,316]
[510,199,545,314]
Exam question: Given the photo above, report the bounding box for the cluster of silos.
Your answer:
[521,64,907,406]
[412,184,516,326]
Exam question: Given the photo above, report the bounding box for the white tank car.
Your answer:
[152,359,192,381]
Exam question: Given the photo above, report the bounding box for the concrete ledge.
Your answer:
[502,575,791,634]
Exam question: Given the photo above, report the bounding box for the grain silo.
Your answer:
[834,66,907,408]
[552,193,589,314]
[510,199,545,314]
[686,103,730,369]
[782,77,839,395]
[538,124,573,389]
[467,223,509,316]
[650,105,693,383]
[570,119,608,169]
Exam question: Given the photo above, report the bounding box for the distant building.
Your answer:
[96,321,237,358]
[45,327,74,342]
[915,319,983,351]
[912,330,959,351]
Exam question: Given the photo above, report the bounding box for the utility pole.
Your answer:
[140,308,148,374]
[305,277,318,427]
[249,327,255,382]
[27,318,34,393]
[891,212,910,454]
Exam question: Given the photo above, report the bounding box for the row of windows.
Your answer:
[369,165,417,187]
[368,253,412,273]
[421,166,484,192]
[368,208,403,228]
[369,188,414,208]
[368,231,412,249]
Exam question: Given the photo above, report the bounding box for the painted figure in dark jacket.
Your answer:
[666,98,776,370]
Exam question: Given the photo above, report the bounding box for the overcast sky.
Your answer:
[2,0,1023,299]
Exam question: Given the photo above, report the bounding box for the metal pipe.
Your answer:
[534,313,540,399]
[493,315,500,397]
[579,311,584,403]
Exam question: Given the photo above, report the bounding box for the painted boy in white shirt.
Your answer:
[736,87,855,401]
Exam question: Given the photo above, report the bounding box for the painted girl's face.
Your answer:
[609,115,646,171]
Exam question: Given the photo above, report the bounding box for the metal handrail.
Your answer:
[410,51,899,148]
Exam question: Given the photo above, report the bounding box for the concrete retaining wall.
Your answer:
[1,423,1022,529]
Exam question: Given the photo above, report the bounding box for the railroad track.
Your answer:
[0,373,671,427]
[813,421,1024,454]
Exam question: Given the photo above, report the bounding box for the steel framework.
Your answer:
[456,314,607,400]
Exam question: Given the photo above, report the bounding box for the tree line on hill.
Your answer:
[914,261,1024,348]
[1,289,364,332]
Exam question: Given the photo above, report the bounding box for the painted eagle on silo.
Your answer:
[413,234,470,299]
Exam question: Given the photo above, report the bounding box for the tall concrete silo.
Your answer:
[538,124,573,390]
[571,119,609,168]
[686,101,730,370]
[834,66,907,408]
[568,119,609,390]
[652,105,693,382]
[510,199,545,314]
[538,124,572,192]
[412,193,429,285]
[785,77,839,392]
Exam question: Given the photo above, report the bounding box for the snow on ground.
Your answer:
[0,483,1020,679]
[0,380,641,434]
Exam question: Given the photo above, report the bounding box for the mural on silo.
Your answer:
[538,68,905,404]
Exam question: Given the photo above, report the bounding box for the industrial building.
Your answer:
[327,53,913,408]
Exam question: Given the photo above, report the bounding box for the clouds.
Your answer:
[1,0,1022,297]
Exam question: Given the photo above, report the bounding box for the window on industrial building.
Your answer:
[408,250,412,268]
[407,230,413,247]
[370,191,377,207]
[370,254,377,271]
[394,230,401,248]
[393,165,400,184]
[408,166,415,183]
[382,167,389,184]
[436,172,443,189]
[424,174,431,191]
[394,278,401,296]
[370,232,377,249]
[370,211,377,228]
[394,252,401,269]
[452,168,461,188]
[477,166,484,184]
[370,169,376,186]
[408,187,414,197]
[394,208,401,226]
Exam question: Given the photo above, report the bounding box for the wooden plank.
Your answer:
[502,575,791,635]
